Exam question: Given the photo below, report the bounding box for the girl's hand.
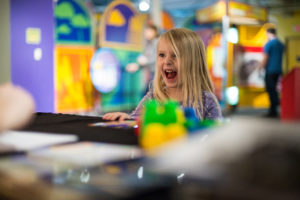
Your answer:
[102,112,131,121]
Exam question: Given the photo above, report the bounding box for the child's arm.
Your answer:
[203,92,222,120]
[103,91,153,121]
[130,90,153,119]
[102,112,131,121]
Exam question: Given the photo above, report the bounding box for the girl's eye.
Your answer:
[171,54,176,58]
[158,53,165,57]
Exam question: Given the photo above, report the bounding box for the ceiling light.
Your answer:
[225,86,239,106]
[227,26,239,44]
[139,0,150,12]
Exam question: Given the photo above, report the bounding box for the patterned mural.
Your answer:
[100,0,144,51]
[55,0,95,113]
[55,0,93,45]
[94,0,145,112]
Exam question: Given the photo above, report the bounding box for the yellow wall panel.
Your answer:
[55,46,95,113]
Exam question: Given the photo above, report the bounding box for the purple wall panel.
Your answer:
[10,0,54,112]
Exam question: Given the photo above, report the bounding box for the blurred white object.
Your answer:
[139,0,150,12]
[33,48,42,61]
[90,49,120,93]
[0,131,77,151]
[225,86,239,106]
[227,27,238,44]
[126,63,139,73]
[137,55,148,66]
[30,142,143,166]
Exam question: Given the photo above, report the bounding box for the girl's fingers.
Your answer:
[119,114,130,121]
[103,112,129,121]
[118,115,126,121]
[103,113,115,120]
[109,114,118,121]
[102,113,110,120]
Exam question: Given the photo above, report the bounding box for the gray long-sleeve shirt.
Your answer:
[130,90,222,120]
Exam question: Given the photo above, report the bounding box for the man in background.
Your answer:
[260,27,285,118]
[126,24,160,92]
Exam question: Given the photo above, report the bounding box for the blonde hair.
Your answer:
[153,28,215,118]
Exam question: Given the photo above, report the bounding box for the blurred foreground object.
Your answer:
[138,100,219,151]
[0,83,35,132]
[139,100,187,150]
[152,116,300,199]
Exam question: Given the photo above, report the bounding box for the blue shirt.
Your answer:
[264,38,284,74]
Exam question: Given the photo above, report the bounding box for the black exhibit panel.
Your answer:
[22,113,138,145]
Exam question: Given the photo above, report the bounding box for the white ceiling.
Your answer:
[89,0,300,14]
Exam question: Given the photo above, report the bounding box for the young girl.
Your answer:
[103,28,222,121]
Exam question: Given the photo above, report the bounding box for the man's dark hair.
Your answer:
[267,28,276,35]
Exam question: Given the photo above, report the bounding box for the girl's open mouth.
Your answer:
[164,69,177,80]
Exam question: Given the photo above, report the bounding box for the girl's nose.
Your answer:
[164,55,173,65]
